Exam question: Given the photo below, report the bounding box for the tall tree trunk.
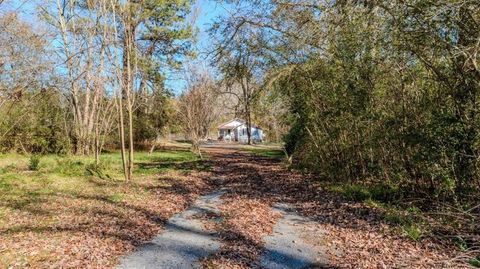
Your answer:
[118,96,129,182]
[121,8,135,181]
[126,96,134,180]
[94,121,99,165]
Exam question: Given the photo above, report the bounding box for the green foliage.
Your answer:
[28,155,41,171]
[0,90,70,154]
[454,236,469,252]
[244,148,285,159]
[85,163,111,180]
[402,224,423,241]
[342,185,372,202]
[261,0,480,202]
[469,257,480,268]
[54,158,86,176]
[330,183,400,203]
[107,193,124,203]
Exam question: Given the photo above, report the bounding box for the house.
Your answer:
[217,118,264,143]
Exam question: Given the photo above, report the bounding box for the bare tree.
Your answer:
[38,0,117,157]
[220,51,261,144]
[178,70,219,157]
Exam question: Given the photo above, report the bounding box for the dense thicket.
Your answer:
[213,0,480,200]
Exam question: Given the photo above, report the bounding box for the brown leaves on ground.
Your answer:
[0,170,212,268]
[204,197,280,268]
[202,147,465,269]
[0,147,469,268]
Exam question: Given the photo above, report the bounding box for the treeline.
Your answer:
[0,0,284,163]
[213,0,480,200]
[0,0,192,180]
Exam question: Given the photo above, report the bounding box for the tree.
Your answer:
[39,0,194,181]
[0,12,66,153]
[211,16,267,144]
[212,0,480,199]
[115,0,194,181]
[177,70,219,156]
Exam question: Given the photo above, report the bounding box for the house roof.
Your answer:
[217,118,262,130]
[217,118,245,129]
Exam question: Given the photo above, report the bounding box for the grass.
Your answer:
[0,150,203,204]
[324,182,428,241]
[243,148,285,159]
[0,150,202,177]
[0,149,207,268]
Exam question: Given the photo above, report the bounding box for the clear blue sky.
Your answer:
[1,0,227,95]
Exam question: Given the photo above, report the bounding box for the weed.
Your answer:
[85,163,111,180]
[402,224,422,241]
[245,148,284,159]
[454,236,468,251]
[107,193,124,203]
[407,206,421,214]
[54,158,85,176]
[29,155,41,171]
[469,257,480,268]
[0,164,17,173]
[343,184,371,202]
[384,211,411,225]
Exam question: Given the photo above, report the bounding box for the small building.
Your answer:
[217,118,264,143]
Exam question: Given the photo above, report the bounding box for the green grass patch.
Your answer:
[244,148,285,159]
[324,181,429,241]
[0,150,202,180]
[326,182,400,203]
[0,150,204,200]
[107,193,125,203]
[0,149,208,268]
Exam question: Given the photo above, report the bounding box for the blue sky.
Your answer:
[1,0,227,94]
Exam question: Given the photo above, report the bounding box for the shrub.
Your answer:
[402,224,422,241]
[54,158,85,176]
[28,154,41,171]
[85,162,110,180]
[343,184,372,202]
[369,183,399,202]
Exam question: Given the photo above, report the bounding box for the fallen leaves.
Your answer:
[0,169,212,268]
[0,147,469,268]
[200,147,465,269]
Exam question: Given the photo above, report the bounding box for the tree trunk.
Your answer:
[118,96,129,182]
[121,10,135,182]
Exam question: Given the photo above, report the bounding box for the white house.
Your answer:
[217,118,264,143]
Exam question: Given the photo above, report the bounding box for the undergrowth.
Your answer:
[324,181,478,250]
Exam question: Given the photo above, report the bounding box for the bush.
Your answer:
[402,224,422,241]
[28,154,41,171]
[369,183,400,202]
[85,162,110,180]
[54,158,85,176]
[343,184,372,202]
